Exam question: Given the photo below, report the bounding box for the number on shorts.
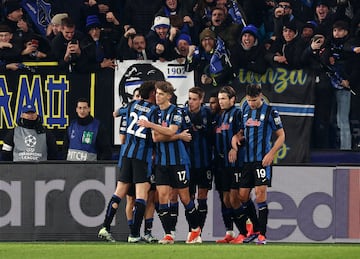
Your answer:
[234,171,241,183]
[256,168,266,179]
[177,170,186,182]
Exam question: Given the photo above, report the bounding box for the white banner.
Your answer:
[113,60,194,145]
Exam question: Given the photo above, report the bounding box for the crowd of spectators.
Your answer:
[1,0,360,150]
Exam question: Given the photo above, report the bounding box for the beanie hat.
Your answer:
[332,20,349,31]
[0,24,12,33]
[199,28,216,42]
[153,16,170,29]
[51,13,68,25]
[241,24,258,38]
[86,15,101,31]
[4,1,22,16]
[283,20,297,33]
[176,33,191,46]
[316,0,330,7]
[302,20,317,31]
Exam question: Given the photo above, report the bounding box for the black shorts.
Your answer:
[214,167,241,192]
[118,157,150,184]
[240,162,272,188]
[189,167,213,195]
[127,170,156,196]
[155,164,190,189]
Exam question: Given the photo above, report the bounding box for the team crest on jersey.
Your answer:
[229,116,233,123]
[274,116,282,125]
[260,114,265,121]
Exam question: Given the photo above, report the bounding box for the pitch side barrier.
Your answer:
[0,162,359,243]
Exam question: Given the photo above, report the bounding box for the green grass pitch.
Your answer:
[1,242,359,259]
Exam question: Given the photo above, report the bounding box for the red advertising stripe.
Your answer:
[348,169,360,238]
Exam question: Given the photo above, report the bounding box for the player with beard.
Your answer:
[214,86,247,244]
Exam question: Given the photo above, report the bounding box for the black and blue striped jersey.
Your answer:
[118,106,128,135]
[152,104,190,166]
[242,101,283,163]
[184,105,213,169]
[118,99,157,168]
[215,105,244,168]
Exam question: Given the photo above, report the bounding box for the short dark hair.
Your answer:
[189,86,205,100]
[139,81,156,99]
[61,17,75,28]
[76,98,90,107]
[245,84,262,97]
[209,91,219,99]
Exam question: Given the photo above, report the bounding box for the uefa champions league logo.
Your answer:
[24,135,37,148]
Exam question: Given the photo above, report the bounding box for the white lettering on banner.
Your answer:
[35,180,65,226]
[113,60,194,145]
[67,150,88,161]
[69,168,115,227]
[1,165,358,242]
[267,166,335,242]
[0,181,21,227]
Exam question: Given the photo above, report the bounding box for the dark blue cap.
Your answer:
[21,104,36,113]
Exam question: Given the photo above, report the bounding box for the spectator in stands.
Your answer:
[20,34,51,61]
[265,20,304,69]
[347,9,360,149]
[300,20,317,45]
[324,20,353,150]
[169,14,191,40]
[156,0,194,37]
[3,0,33,46]
[146,16,177,61]
[0,24,22,72]
[51,17,84,72]
[231,24,268,75]
[174,33,192,63]
[63,98,112,161]
[209,6,241,48]
[192,0,217,44]
[185,27,235,88]
[314,0,337,38]
[100,11,123,56]
[85,1,123,54]
[156,0,193,25]
[78,15,117,72]
[123,0,163,35]
[301,30,335,149]
[272,0,304,41]
[46,13,68,42]
[116,29,152,60]
[1,103,58,161]
[290,0,317,23]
